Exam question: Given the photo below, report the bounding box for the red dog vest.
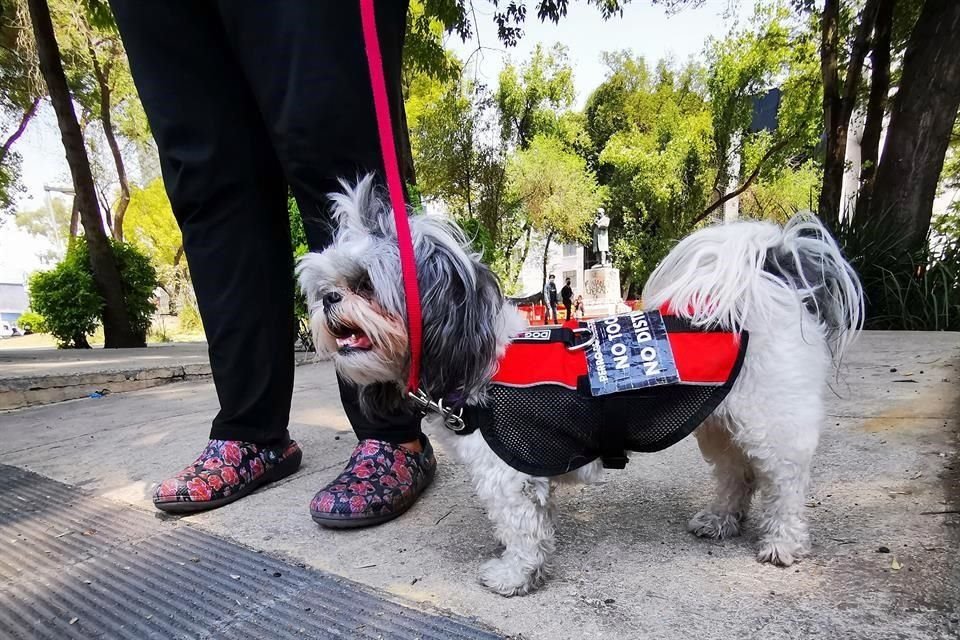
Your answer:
[459,313,747,476]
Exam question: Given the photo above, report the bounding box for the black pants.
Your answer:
[563,302,571,321]
[110,0,420,446]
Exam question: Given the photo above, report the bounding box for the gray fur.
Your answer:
[297,175,506,419]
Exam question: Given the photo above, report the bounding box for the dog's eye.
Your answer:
[355,275,374,295]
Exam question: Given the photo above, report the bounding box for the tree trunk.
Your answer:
[69,195,79,237]
[818,0,881,228]
[27,0,141,348]
[0,97,40,162]
[90,41,130,241]
[853,0,896,227]
[870,0,960,254]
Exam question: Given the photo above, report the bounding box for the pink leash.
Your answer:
[359,0,423,394]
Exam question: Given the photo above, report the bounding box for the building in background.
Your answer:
[0,282,28,325]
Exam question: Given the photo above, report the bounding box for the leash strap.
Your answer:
[359,0,423,393]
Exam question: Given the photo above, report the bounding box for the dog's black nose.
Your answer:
[322,291,342,308]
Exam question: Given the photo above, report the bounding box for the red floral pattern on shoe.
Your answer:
[153,439,301,507]
[310,437,436,523]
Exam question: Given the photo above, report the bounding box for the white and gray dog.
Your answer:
[297,175,863,596]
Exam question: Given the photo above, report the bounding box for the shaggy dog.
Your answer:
[297,175,863,596]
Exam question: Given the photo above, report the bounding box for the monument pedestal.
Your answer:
[582,266,630,318]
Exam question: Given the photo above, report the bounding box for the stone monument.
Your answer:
[583,208,630,318]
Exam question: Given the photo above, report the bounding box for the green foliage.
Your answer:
[585,54,715,290]
[177,302,203,332]
[126,179,181,265]
[111,239,159,340]
[125,178,189,313]
[0,2,42,214]
[579,10,822,295]
[835,211,960,331]
[16,310,46,334]
[496,44,575,149]
[28,242,101,348]
[405,0,462,82]
[508,134,604,243]
[289,196,314,351]
[409,77,526,281]
[739,159,820,222]
[28,238,157,348]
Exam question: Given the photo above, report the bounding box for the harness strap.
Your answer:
[359,0,423,393]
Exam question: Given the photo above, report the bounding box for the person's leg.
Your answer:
[111,0,301,511]
[213,0,433,527]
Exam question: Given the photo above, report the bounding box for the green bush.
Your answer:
[29,244,101,348]
[111,240,159,341]
[290,196,315,352]
[16,310,46,334]
[28,238,158,348]
[178,302,203,332]
[835,212,960,331]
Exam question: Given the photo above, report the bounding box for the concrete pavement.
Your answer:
[0,331,958,639]
[0,343,315,410]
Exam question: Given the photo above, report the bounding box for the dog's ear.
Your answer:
[328,174,396,239]
[414,217,505,400]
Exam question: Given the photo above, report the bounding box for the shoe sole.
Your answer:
[311,462,436,529]
[154,448,303,514]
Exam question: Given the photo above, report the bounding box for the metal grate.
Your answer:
[0,465,502,640]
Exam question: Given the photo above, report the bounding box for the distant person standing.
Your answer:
[543,275,559,324]
[561,278,573,321]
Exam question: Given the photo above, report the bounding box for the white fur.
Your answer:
[442,217,859,596]
[301,181,863,597]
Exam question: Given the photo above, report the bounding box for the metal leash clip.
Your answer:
[408,388,467,432]
[566,326,596,352]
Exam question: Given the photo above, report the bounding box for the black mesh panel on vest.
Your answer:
[473,382,731,477]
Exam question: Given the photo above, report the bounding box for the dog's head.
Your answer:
[297,175,512,413]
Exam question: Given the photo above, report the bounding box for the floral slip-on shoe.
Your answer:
[153,439,303,513]
[310,435,437,529]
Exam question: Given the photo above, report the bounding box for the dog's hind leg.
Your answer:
[749,427,815,567]
[688,416,755,539]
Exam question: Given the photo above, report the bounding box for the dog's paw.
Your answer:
[687,510,742,539]
[479,558,545,597]
[756,538,805,567]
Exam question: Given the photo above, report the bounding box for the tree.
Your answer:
[0,0,44,213]
[55,0,139,240]
[817,0,881,227]
[496,43,575,150]
[411,80,525,284]
[701,8,821,224]
[508,134,604,287]
[124,178,186,313]
[869,0,960,254]
[851,0,897,225]
[27,0,140,347]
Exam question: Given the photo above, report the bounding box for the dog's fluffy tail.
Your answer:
[642,214,864,363]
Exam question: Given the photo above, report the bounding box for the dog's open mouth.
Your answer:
[330,324,373,352]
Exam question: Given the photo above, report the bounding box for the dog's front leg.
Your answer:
[458,433,555,596]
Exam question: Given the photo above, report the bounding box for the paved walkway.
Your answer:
[0,343,314,410]
[1,332,958,639]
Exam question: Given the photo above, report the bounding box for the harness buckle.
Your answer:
[566,326,596,352]
[409,389,466,432]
